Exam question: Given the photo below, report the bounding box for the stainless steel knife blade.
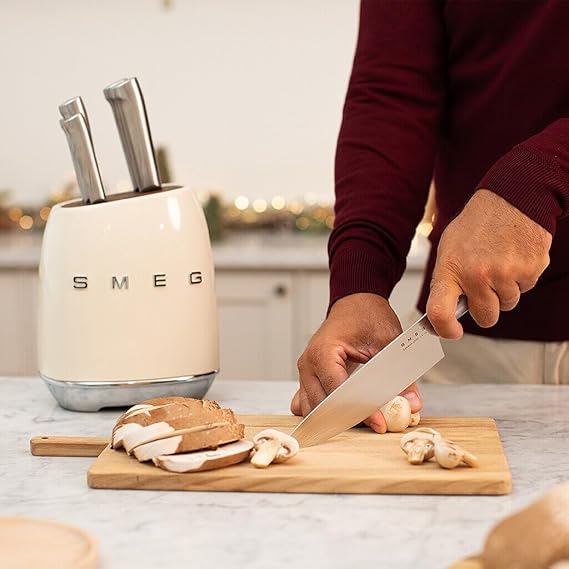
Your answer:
[103,77,161,192]
[60,113,106,204]
[291,297,469,447]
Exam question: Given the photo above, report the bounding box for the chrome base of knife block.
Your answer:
[41,371,218,412]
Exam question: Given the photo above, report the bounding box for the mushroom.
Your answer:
[399,427,478,469]
[434,438,479,469]
[250,429,299,468]
[112,399,239,450]
[481,483,569,569]
[380,396,412,432]
[409,412,421,427]
[122,421,176,454]
[153,440,254,473]
[131,421,244,462]
[112,397,246,463]
[112,403,166,449]
[400,427,440,464]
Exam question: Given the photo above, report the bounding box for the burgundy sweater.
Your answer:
[329,0,569,341]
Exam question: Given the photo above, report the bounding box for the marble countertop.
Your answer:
[0,231,429,271]
[3,378,569,568]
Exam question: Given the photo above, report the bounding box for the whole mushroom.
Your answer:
[250,429,299,468]
[380,396,412,432]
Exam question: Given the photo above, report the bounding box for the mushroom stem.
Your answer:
[406,439,434,465]
[250,438,282,468]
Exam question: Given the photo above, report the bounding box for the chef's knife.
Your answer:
[103,77,161,192]
[59,96,90,131]
[60,113,106,204]
[291,297,469,447]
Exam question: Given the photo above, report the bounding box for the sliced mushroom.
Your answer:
[153,440,254,473]
[132,421,244,462]
[399,427,478,469]
[434,438,479,469]
[122,421,177,454]
[112,399,236,449]
[380,396,412,432]
[112,404,168,449]
[250,429,299,468]
[400,427,439,465]
[481,483,569,569]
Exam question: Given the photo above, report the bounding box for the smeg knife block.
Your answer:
[38,185,219,411]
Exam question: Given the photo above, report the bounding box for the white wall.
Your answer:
[0,0,359,205]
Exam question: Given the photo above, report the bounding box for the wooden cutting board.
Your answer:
[87,415,511,495]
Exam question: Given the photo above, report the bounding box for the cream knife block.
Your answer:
[38,185,219,411]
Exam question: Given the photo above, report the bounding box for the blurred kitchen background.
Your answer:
[0,0,430,379]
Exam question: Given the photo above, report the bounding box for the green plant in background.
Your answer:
[203,193,225,242]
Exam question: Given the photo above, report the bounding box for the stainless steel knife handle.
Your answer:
[60,114,106,204]
[59,96,90,131]
[103,77,161,192]
[455,296,469,319]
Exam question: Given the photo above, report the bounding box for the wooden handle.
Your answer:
[30,436,109,457]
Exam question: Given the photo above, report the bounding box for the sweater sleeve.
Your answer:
[476,118,569,235]
[329,0,445,309]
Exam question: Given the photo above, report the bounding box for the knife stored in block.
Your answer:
[292,297,469,447]
[60,113,106,204]
[59,96,90,131]
[104,77,161,192]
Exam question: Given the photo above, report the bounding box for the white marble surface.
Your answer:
[5,378,568,569]
[0,231,429,271]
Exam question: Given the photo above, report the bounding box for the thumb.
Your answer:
[427,269,464,339]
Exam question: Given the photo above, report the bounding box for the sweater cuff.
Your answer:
[328,240,400,309]
[476,146,563,235]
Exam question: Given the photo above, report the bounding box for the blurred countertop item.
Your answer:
[0,231,430,271]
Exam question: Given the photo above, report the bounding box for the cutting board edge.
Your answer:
[87,470,511,496]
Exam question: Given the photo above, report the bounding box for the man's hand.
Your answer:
[427,189,552,338]
[291,293,422,433]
